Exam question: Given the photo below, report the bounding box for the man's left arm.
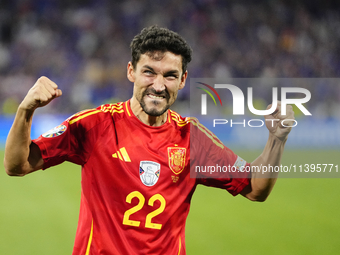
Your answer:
[241,102,295,202]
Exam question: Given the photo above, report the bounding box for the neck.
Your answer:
[130,97,168,127]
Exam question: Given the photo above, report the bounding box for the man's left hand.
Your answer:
[265,101,295,141]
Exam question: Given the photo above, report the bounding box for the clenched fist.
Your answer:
[265,101,295,141]
[20,76,62,111]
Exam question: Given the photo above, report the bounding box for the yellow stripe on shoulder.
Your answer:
[170,110,191,126]
[189,117,224,149]
[101,103,125,116]
[69,110,102,125]
[101,103,123,111]
[68,103,125,125]
[170,110,181,119]
[171,117,190,127]
[193,119,219,139]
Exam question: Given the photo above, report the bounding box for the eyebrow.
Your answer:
[142,65,155,72]
[142,65,180,76]
[164,70,180,76]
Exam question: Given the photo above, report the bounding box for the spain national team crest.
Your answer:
[139,161,161,187]
[168,147,186,175]
[42,124,67,138]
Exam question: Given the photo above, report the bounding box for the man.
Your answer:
[4,26,294,254]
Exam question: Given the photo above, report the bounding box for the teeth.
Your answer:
[149,94,163,99]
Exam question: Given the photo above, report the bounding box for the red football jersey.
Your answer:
[33,100,250,255]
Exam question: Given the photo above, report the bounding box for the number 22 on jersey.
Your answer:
[122,191,166,230]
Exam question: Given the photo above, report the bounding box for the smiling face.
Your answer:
[128,51,187,118]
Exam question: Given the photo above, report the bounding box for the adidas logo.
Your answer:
[112,147,131,162]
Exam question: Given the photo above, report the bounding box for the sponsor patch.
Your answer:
[139,161,161,187]
[234,156,246,172]
[42,124,67,138]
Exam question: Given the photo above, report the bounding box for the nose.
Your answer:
[152,74,165,92]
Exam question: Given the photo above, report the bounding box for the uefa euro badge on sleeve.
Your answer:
[234,156,246,172]
[168,147,186,175]
[42,124,67,138]
[139,161,161,187]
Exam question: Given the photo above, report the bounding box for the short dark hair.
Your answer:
[130,25,192,75]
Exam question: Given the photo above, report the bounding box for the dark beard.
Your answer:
[139,88,171,116]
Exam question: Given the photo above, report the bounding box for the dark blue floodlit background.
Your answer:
[0,1,339,255]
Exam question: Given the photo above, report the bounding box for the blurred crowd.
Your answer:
[0,0,340,119]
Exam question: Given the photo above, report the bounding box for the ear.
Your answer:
[127,62,135,82]
[178,70,188,90]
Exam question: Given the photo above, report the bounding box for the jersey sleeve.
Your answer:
[32,108,108,170]
[190,118,251,196]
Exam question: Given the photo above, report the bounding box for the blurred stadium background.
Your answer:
[0,0,339,254]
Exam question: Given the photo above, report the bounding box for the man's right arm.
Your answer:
[4,76,62,176]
